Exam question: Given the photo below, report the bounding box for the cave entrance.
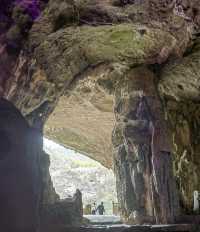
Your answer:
[43,66,119,223]
[43,138,119,218]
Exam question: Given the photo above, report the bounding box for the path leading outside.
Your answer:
[84,215,122,225]
[81,215,199,232]
[60,224,199,232]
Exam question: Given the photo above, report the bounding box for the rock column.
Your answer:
[112,67,180,224]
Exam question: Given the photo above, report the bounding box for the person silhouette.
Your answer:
[96,202,105,215]
[91,202,96,215]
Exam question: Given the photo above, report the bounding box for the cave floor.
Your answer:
[83,215,122,225]
[52,224,199,232]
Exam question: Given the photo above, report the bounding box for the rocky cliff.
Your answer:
[1,0,200,227]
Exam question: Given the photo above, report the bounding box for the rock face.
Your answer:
[0,98,41,232]
[40,151,60,205]
[159,47,200,214]
[40,189,83,231]
[41,22,179,168]
[39,150,84,230]
[1,0,200,228]
[0,98,83,231]
[113,67,180,223]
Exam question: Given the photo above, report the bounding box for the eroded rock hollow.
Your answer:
[1,0,200,230]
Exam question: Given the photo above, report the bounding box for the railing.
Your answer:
[112,202,120,216]
[83,202,120,215]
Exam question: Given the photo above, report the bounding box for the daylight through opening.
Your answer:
[43,138,118,217]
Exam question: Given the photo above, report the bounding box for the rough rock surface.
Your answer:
[113,67,180,223]
[40,151,60,204]
[40,189,83,231]
[39,150,84,230]
[37,224,200,232]
[159,46,200,213]
[1,0,200,228]
[0,98,41,231]
[41,22,178,167]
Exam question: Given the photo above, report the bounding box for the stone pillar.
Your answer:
[112,67,180,224]
[40,151,59,205]
[113,143,136,218]
[0,98,42,232]
[40,189,83,230]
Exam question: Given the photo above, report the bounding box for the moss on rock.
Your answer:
[34,23,177,89]
[78,24,177,65]
[159,48,200,214]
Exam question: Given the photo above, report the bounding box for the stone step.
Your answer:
[149,224,198,231]
[59,224,199,232]
[42,224,199,232]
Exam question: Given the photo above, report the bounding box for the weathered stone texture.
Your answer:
[1,0,200,227]
[0,98,42,232]
[40,189,83,231]
[38,22,178,166]
[113,67,180,224]
[40,151,60,205]
[159,47,200,214]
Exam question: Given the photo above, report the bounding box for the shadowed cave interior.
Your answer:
[1,0,200,232]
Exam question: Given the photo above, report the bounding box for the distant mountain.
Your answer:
[44,138,117,214]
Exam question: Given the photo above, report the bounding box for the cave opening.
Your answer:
[1,0,200,230]
[43,138,119,218]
